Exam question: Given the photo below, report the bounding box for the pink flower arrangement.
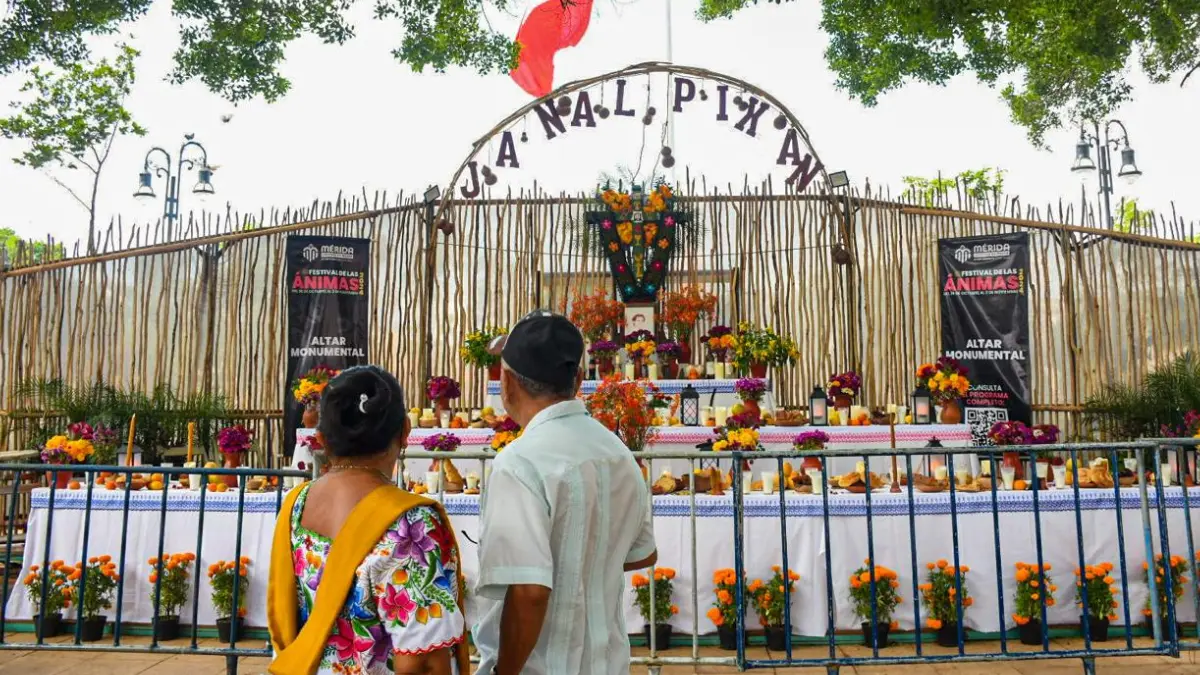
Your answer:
[426,376,461,401]
[793,430,831,450]
[724,411,761,430]
[217,424,254,455]
[827,371,862,400]
[1030,423,1060,445]
[67,421,94,440]
[734,378,767,402]
[421,433,461,453]
[988,420,1032,446]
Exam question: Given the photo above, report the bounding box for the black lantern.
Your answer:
[809,386,829,426]
[680,384,700,426]
[911,385,933,425]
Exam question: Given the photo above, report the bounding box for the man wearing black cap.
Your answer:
[473,310,658,675]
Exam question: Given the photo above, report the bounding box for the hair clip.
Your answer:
[358,393,369,413]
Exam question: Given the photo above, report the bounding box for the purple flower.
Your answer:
[624,330,654,345]
[386,516,436,565]
[988,420,1033,446]
[217,425,254,455]
[656,341,682,359]
[426,376,461,401]
[306,564,324,591]
[708,325,732,338]
[735,378,767,401]
[367,622,390,666]
[1030,424,1060,445]
[421,433,461,453]
[67,422,94,441]
[588,340,619,356]
[794,430,830,450]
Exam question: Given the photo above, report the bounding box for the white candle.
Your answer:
[407,412,419,429]
[762,472,778,494]
[425,471,441,492]
[810,470,824,493]
[706,362,716,377]
[980,459,992,477]
[647,363,658,380]
[715,407,728,427]
[955,468,970,486]
[934,465,949,482]
[624,363,636,380]
[742,470,753,493]
[1160,463,1173,487]
[439,411,452,428]
[1000,465,1017,490]
[1053,465,1067,489]
[714,362,727,379]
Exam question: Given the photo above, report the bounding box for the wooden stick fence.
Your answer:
[2,182,1198,457]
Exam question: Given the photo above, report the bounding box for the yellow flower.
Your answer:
[45,435,68,450]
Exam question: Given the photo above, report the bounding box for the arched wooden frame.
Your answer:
[432,61,839,224]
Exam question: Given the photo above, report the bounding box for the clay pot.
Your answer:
[678,340,692,365]
[741,399,761,421]
[750,363,768,379]
[834,394,853,409]
[222,452,243,489]
[940,400,963,424]
[47,470,73,489]
[487,362,502,381]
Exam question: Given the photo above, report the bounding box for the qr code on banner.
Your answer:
[966,407,1008,446]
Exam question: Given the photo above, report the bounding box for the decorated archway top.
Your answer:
[434,61,836,223]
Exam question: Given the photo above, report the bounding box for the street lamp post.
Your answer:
[133,134,215,224]
[1070,120,1142,229]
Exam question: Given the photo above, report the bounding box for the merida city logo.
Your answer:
[301,245,319,262]
[319,245,355,261]
[957,242,1011,264]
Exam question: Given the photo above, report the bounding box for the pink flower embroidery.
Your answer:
[664,216,675,227]
[329,617,374,662]
[378,585,417,625]
[602,219,613,229]
[292,548,306,576]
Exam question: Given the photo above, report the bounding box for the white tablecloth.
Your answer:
[10,484,1197,638]
[404,424,973,480]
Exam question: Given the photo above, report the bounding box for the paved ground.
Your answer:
[0,635,1197,673]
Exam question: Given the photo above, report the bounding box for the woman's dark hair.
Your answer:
[317,365,408,457]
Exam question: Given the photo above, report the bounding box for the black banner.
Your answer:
[939,233,1031,445]
[285,236,371,455]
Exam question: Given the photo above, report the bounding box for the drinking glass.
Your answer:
[1000,465,1016,490]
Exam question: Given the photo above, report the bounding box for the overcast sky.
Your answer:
[3,0,1198,248]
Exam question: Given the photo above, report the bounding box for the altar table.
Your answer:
[8,484,1197,639]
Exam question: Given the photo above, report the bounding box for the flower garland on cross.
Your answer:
[586,180,695,303]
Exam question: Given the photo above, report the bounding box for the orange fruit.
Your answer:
[150,473,163,483]
[1013,479,1028,491]
[67,481,81,490]
[206,483,218,492]
[104,480,117,490]
[149,480,164,491]
[215,483,229,493]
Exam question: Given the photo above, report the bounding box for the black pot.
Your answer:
[765,625,790,651]
[1084,616,1110,642]
[80,616,107,642]
[1144,617,1176,640]
[642,623,672,651]
[1017,619,1043,645]
[717,625,747,651]
[935,622,967,647]
[216,616,244,643]
[153,615,181,641]
[34,612,62,639]
[861,621,891,648]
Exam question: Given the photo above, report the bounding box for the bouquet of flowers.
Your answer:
[919,559,973,631]
[1160,410,1200,439]
[724,411,761,430]
[631,568,679,626]
[735,378,767,402]
[460,327,506,368]
[706,325,737,360]
[422,433,461,453]
[988,420,1032,446]
[490,417,522,451]
[849,560,902,626]
[731,323,799,370]
[89,425,118,466]
[587,377,659,453]
[793,430,830,451]
[656,341,682,362]
[426,376,461,402]
[750,566,799,627]
[915,357,970,404]
[208,557,251,619]
[217,425,254,456]
[712,426,760,453]
[41,434,94,465]
[1012,561,1057,626]
[568,288,625,341]
[1142,553,1188,618]
[827,371,863,402]
[660,285,716,339]
[1030,424,1060,445]
[588,340,620,359]
[1076,562,1119,623]
[624,330,656,362]
[292,365,338,405]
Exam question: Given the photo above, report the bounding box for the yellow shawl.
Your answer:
[267,483,471,674]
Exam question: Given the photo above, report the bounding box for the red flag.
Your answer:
[510,0,595,98]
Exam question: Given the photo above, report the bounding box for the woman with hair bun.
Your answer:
[266,365,469,675]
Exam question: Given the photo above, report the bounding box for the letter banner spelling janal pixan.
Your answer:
[285,236,370,454]
[938,233,1032,445]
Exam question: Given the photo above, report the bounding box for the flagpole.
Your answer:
[665,0,677,183]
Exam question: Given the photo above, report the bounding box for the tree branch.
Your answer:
[44,173,91,212]
[1182,62,1200,87]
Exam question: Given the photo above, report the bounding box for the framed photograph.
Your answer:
[625,304,656,334]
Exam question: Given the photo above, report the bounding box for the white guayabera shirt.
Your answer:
[473,400,657,675]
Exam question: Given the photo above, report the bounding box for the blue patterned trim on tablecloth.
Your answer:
[37,487,1198,519]
[485,378,768,396]
[31,489,286,513]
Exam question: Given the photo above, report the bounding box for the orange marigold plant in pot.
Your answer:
[919,559,973,647]
[632,568,678,651]
[1076,561,1118,642]
[850,560,901,648]
[1012,561,1057,645]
